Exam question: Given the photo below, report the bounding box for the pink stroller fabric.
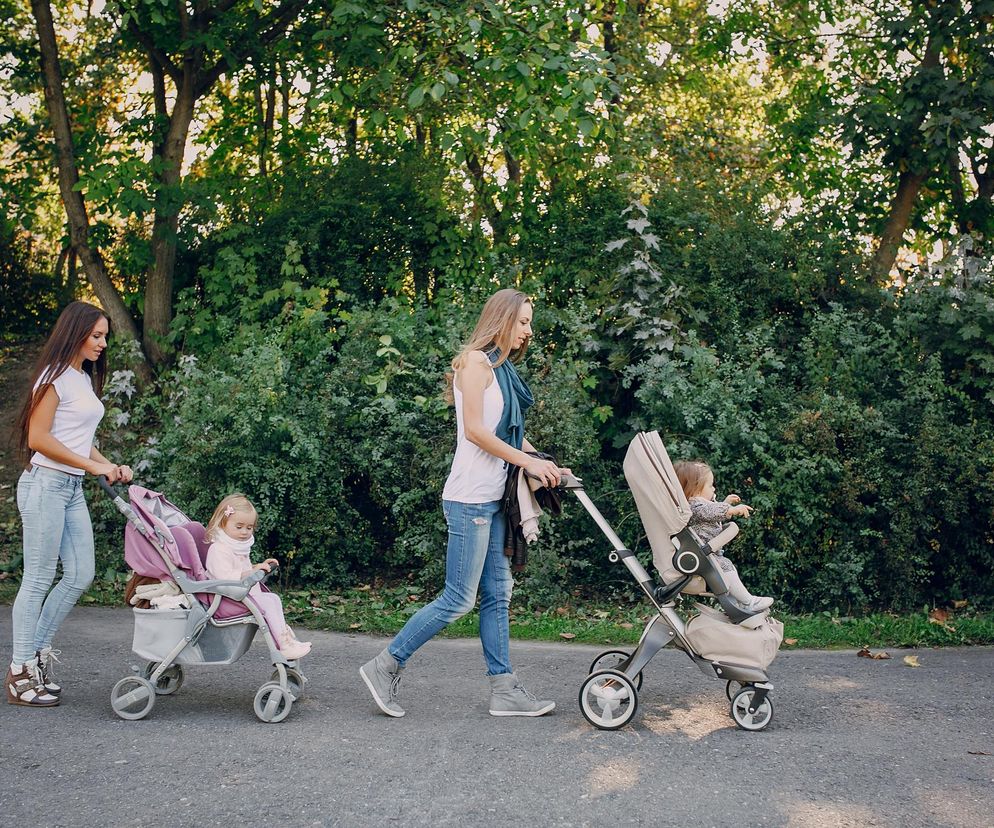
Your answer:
[124,485,254,621]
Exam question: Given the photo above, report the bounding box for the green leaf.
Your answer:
[430,82,446,101]
[408,86,425,108]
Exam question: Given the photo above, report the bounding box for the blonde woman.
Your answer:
[361,288,565,718]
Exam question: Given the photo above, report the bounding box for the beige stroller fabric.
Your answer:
[684,604,784,670]
[623,431,707,593]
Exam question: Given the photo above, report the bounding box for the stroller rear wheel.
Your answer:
[254,682,293,723]
[143,662,184,696]
[589,650,643,690]
[730,686,774,731]
[111,676,156,720]
[579,669,639,730]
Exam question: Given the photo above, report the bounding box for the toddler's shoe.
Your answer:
[279,628,311,660]
[746,596,774,612]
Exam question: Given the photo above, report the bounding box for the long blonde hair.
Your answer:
[205,493,257,541]
[452,288,531,372]
[445,289,531,404]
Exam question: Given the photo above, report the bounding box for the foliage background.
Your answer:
[2,0,993,614]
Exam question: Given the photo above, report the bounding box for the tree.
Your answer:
[745,0,994,278]
[29,0,313,366]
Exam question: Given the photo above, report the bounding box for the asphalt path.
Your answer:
[1,607,992,828]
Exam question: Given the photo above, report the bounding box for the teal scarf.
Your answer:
[488,349,534,451]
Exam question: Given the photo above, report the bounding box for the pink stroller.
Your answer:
[102,480,305,723]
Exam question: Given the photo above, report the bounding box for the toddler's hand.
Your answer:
[264,558,280,569]
[254,562,272,573]
[728,503,753,518]
[724,494,741,505]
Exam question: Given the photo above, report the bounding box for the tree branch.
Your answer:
[127,19,182,83]
[196,0,308,97]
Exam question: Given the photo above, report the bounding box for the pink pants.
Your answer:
[245,585,288,646]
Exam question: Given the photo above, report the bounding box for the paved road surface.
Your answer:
[1,607,992,827]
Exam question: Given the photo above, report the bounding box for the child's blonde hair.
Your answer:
[205,493,257,541]
[673,460,712,500]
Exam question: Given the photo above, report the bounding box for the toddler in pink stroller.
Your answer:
[103,480,306,723]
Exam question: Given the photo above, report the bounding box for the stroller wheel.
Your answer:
[254,682,293,723]
[724,680,745,702]
[730,687,774,731]
[270,667,306,701]
[143,663,184,696]
[579,669,639,731]
[589,650,643,690]
[111,676,156,720]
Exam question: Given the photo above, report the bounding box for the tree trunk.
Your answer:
[872,168,928,278]
[145,79,195,365]
[30,0,146,360]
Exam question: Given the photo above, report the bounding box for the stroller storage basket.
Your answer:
[131,607,258,665]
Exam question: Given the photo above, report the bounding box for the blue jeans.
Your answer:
[389,500,513,675]
[10,466,95,664]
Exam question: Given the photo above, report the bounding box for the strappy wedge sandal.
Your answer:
[5,661,60,707]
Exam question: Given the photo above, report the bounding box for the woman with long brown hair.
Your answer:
[360,288,565,718]
[6,301,133,707]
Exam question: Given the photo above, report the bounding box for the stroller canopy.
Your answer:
[124,486,211,581]
[623,432,692,574]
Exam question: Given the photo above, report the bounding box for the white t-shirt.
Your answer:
[30,366,105,476]
[441,366,507,503]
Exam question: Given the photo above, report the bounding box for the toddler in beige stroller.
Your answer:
[563,432,783,731]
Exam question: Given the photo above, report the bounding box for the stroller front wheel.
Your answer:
[254,682,293,723]
[730,687,774,731]
[579,669,639,731]
[111,676,156,720]
[269,667,305,701]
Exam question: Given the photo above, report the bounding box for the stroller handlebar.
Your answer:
[97,474,122,500]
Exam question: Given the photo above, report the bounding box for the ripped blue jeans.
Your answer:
[389,499,513,675]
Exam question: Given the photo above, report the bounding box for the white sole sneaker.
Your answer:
[359,665,405,718]
[489,701,556,717]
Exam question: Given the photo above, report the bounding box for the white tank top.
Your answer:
[30,366,105,476]
[441,366,507,503]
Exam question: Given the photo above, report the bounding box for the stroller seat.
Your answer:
[624,431,764,624]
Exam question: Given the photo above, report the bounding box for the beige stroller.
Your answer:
[564,432,783,731]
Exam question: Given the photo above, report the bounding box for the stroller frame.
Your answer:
[101,478,306,723]
[562,449,776,731]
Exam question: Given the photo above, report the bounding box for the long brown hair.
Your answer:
[446,288,532,402]
[674,460,712,499]
[14,301,109,464]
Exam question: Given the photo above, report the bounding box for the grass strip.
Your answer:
[1,578,992,649]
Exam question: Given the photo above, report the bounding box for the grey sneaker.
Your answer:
[488,672,555,717]
[359,648,405,717]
